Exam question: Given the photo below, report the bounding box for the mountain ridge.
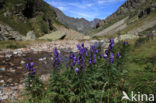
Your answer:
[91,0,156,37]
[52,6,100,34]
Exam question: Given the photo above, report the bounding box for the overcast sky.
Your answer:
[44,0,126,21]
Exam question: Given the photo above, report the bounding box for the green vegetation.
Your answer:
[14,36,156,103]
[125,37,156,94]
[0,40,48,50]
[0,41,29,50]
[0,0,63,37]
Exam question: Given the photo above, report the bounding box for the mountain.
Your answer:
[92,0,156,37]
[0,0,100,40]
[0,0,61,40]
[52,7,100,34]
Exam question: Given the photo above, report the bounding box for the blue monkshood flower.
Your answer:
[96,49,98,53]
[30,68,35,75]
[116,52,121,58]
[53,48,59,56]
[93,54,96,59]
[69,53,74,59]
[73,56,76,61]
[89,60,92,65]
[82,43,84,47]
[93,59,96,64]
[75,68,79,74]
[26,62,33,71]
[53,47,61,68]
[110,38,114,44]
[108,38,115,51]
[77,60,79,64]
[110,53,114,63]
[103,53,108,59]
[86,51,88,56]
[26,61,36,76]
[77,44,81,50]
[108,44,113,51]
[122,41,126,45]
[105,50,108,55]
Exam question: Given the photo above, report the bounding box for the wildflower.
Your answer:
[110,38,114,44]
[26,61,36,76]
[93,59,96,64]
[89,59,92,64]
[116,52,121,58]
[105,50,108,55]
[110,53,114,63]
[103,53,108,59]
[75,68,79,74]
[69,53,74,59]
[122,41,126,45]
[108,38,115,51]
[53,47,61,68]
[77,44,81,50]
[81,42,84,47]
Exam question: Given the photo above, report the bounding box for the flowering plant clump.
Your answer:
[24,38,131,103]
[26,61,36,76]
[25,59,43,101]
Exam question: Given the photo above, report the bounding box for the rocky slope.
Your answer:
[0,0,61,40]
[0,0,100,41]
[92,0,156,37]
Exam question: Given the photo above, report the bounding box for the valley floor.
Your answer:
[0,38,155,102]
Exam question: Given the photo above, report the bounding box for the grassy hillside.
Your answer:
[0,0,63,37]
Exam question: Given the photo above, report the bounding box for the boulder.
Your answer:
[39,31,66,41]
[26,31,36,40]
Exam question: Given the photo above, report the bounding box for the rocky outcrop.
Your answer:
[90,18,101,28]
[0,24,25,41]
[25,31,36,40]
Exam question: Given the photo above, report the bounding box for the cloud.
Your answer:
[57,6,66,11]
[44,0,126,21]
[97,0,125,4]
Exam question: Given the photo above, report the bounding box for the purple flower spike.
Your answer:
[122,41,126,45]
[82,43,84,47]
[30,62,34,67]
[75,68,79,74]
[116,52,121,58]
[93,59,96,64]
[70,53,74,59]
[77,44,81,50]
[89,60,92,64]
[110,53,114,63]
[105,50,108,55]
[53,47,61,68]
[110,38,114,44]
[103,53,108,59]
[26,60,36,76]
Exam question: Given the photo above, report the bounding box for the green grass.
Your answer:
[125,38,156,93]
[0,40,48,50]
